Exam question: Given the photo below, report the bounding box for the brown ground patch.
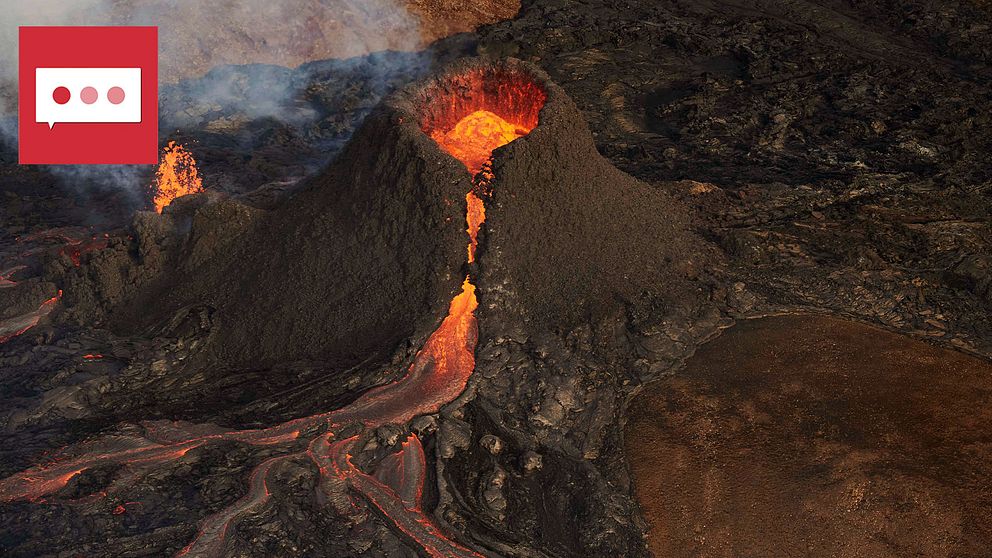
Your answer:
[626,315,992,557]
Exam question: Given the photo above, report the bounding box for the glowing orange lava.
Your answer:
[152,141,203,213]
[432,110,527,176]
[466,192,485,263]
[422,67,545,263]
[0,293,60,344]
[330,276,478,428]
[418,67,546,175]
[0,265,26,288]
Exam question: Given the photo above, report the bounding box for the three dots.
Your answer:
[52,86,126,105]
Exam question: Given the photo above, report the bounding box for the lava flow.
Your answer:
[0,265,25,288]
[152,141,204,213]
[0,292,60,344]
[0,68,546,557]
[0,227,106,343]
[309,433,483,558]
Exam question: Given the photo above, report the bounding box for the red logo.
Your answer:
[18,26,158,165]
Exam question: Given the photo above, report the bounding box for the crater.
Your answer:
[417,63,547,176]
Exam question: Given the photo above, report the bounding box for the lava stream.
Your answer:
[0,228,108,342]
[309,433,484,558]
[331,277,478,427]
[0,422,300,503]
[374,432,426,507]
[466,192,486,263]
[178,453,300,557]
[0,200,483,554]
[0,265,26,288]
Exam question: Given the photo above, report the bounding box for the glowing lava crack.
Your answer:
[0,69,546,557]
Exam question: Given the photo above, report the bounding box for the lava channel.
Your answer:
[0,265,26,288]
[178,453,301,557]
[308,433,484,558]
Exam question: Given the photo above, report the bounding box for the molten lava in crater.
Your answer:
[421,67,546,177]
[421,65,547,262]
[432,110,528,177]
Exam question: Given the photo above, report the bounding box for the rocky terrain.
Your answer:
[1,0,991,556]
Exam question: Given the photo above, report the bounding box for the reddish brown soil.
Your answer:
[626,315,992,558]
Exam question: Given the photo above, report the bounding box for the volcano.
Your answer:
[68,59,704,373]
[0,58,708,557]
[3,1,992,556]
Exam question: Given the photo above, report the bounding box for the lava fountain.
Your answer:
[152,141,204,213]
[0,62,548,557]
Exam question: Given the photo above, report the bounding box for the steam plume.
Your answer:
[0,0,425,197]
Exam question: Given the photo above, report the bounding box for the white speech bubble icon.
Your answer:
[36,67,142,129]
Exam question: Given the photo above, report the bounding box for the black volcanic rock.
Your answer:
[6,0,990,555]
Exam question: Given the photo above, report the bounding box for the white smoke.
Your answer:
[0,1,113,84]
[1,0,423,84]
[0,0,424,197]
[0,1,111,157]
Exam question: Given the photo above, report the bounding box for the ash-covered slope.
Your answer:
[359,58,716,557]
[112,104,473,370]
[2,0,990,554]
[470,61,709,327]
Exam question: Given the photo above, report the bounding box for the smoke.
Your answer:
[1,0,424,83]
[120,0,424,83]
[0,1,110,165]
[0,0,425,199]
[0,1,113,84]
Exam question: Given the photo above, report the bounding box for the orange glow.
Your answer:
[0,294,59,344]
[426,277,478,374]
[466,193,485,263]
[331,275,478,428]
[432,110,527,176]
[0,265,25,288]
[422,67,545,263]
[152,141,203,213]
[421,67,545,177]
